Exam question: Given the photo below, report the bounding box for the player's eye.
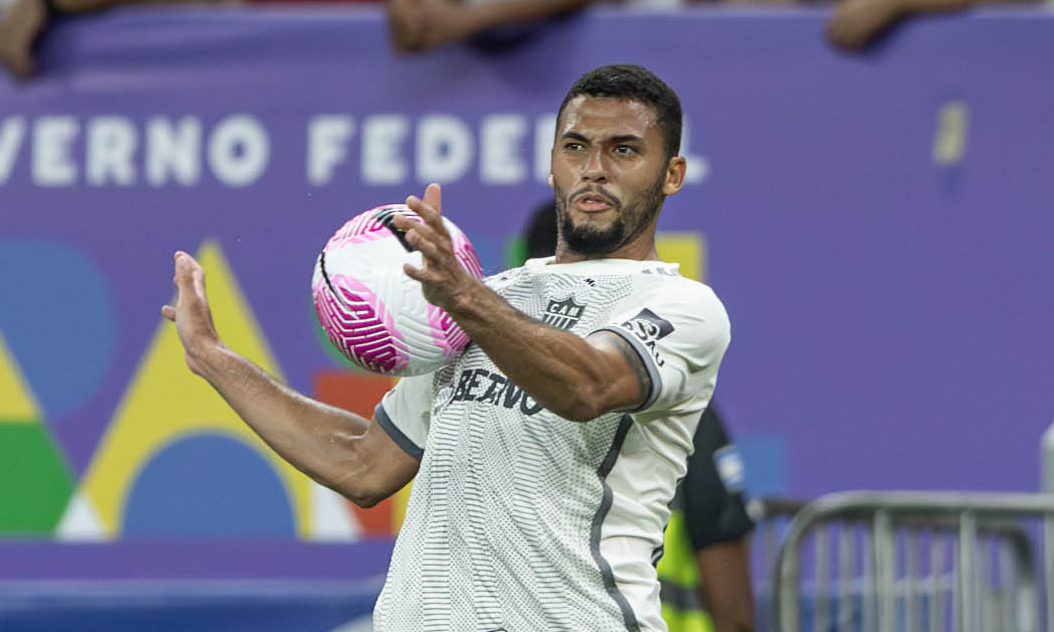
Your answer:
[565,142,585,151]
[614,145,635,155]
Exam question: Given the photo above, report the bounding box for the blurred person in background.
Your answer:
[385,0,595,52]
[520,201,755,632]
[823,0,1034,51]
[0,0,54,77]
[163,64,731,631]
[386,0,1042,55]
[0,0,371,78]
[3,0,1040,78]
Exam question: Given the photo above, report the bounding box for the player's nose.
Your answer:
[581,148,608,183]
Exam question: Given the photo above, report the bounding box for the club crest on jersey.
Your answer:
[542,296,586,330]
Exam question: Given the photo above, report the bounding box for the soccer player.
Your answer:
[163,64,730,631]
[518,201,754,632]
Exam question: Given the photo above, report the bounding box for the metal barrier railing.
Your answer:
[749,496,808,632]
[753,491,1054,632]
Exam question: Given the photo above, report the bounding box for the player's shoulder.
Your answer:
[482,260,534,288]
[632,264,728,321]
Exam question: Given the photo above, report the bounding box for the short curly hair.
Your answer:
[556,64,682,161]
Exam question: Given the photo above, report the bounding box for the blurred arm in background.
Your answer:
[696,540,754,632]
[826,0,1039,52]
[386,0,595,52]
[0,0,46,77]
[0,0,222,78]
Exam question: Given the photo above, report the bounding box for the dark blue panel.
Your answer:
[0,239,116,421]
[0,581,379,632]
[123,433,295,537]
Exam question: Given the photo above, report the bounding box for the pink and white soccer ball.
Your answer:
[312,204,484,376]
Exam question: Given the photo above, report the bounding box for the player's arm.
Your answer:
[162,251,419,507]
[393,185,648,422]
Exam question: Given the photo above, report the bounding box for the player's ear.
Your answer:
[548,173,555,189]
[661,156,687,196]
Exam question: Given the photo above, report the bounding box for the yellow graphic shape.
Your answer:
[80,241,314,539]
[933,100,969,166]
[656,232,707,283]
[0,330,38,422]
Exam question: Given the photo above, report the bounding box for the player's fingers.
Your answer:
[173,251,208,298]
[409,233,443,262]
[405,193,448,237]
[404,195,436,222]
[392,211,425,234]
[161,305,176,321]
[422,183,442,215]
[399,214,444,251]
[402,262,428,283]
[173,251,195,283]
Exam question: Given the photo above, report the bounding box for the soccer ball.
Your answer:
[312,204,484,376]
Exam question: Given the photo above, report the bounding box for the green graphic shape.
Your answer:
[0,423,75,535]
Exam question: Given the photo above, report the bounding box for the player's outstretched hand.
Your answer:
[161,251,222,377]
[396,183,476,313]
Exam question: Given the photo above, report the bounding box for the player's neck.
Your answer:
[553,236,660,264]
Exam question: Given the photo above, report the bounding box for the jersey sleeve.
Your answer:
[682,404,755,549]
[374,372,433,459]
[591,281,731,419]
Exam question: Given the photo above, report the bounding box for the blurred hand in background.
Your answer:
[825,0,1033,52]
[386,0,593,53]
[0,0,46,78]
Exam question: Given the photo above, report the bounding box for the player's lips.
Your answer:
[572,193,616,212]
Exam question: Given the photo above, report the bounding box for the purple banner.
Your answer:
[1,5,1052,580]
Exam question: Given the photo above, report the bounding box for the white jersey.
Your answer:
[373,256,731,632]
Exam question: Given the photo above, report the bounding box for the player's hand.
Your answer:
[161,251,222,377]
[396,183,477,313]
[0,0,46,79]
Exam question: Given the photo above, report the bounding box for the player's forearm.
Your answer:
[190,342,380,501]
[448,281,625,422]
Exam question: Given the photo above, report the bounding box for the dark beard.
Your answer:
[556,177,665,257]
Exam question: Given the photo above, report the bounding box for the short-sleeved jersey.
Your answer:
[373,256,731,632]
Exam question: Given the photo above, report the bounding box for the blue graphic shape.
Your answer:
[469,235,501,276]
[124,433,296,537]
[0,239,117,419]
[737,435,787,498]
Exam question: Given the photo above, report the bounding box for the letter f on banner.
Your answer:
[308,116,355,186]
